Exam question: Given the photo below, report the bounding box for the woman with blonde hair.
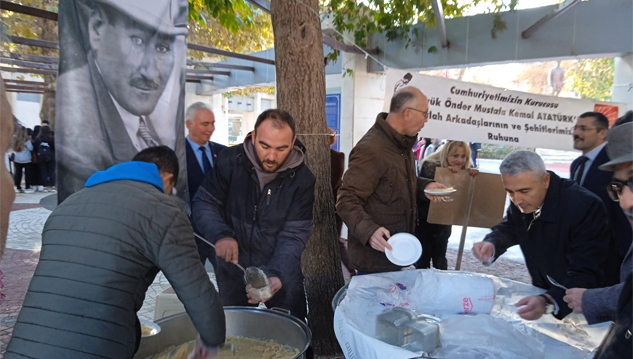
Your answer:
[415,140,478,269]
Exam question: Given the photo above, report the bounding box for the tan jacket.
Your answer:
[337,113,432,272]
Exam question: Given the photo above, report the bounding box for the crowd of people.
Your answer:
[0,82,631,358]
[7,120,56,193]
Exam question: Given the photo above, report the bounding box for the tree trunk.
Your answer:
[270,0,345,355]
[37,4,58,128]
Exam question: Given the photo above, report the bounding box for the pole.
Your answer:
[455,176,476,270]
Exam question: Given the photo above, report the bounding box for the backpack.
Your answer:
[38,142,53,162]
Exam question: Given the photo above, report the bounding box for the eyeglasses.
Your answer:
[606,177,633,202]
[571,125,598,132]
[405,107,429,118]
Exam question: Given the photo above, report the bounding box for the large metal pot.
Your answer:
[134,306,311,359]
[134,307,312,359]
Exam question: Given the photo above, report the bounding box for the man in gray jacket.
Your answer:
[5,146,225,359]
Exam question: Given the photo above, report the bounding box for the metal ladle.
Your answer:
[193,233,268,287]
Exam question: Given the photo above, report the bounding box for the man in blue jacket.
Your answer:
[6,146,225,359]
[193,109,316,320]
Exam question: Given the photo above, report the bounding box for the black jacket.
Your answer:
[484,172,615,319]
[192,140,316,283]
[593,273,632,359]
[571,148,633,261]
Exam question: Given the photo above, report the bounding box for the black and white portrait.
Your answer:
[394,72,413,93]
[56,0,189,202]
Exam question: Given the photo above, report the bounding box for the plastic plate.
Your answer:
[385,233,422,266]
[424,188,457,196]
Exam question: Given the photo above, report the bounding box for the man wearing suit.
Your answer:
[570,112,632,267]
[56,0,188,202]
[564,113,632,358]
[185,102,226,268]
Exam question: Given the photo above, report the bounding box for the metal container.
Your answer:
[376,307,441,354]
[134,306,311,359]
[332,283,349,311]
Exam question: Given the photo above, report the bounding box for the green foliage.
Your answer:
[188,0,274,59]
[1,0,59,57]
[321,0,517,51]
[564,58,614,101]
[190,0,255,32]
[223,86,275,98]
[491,13,507,39]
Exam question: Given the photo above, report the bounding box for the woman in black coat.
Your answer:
[415,141,478,269]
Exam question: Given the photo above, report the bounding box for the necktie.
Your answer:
[198,146,212,174]
[138,117,159,148]
[575,156,589,185]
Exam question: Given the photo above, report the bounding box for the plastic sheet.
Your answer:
[439,315,544,359]
[334,269,609,359]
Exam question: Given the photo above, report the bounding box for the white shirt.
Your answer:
[575,142,607,186]
[96,62,148,151]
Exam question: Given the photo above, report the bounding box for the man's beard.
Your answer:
[256,155,286,173]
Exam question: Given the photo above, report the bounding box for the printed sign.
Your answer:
[384,70,627,151]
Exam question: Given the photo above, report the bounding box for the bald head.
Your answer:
[387,87,429,136]
[390,87,427,113]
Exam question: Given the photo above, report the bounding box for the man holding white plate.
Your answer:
[337,87,447,274]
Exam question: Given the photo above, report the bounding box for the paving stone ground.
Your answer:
[0,191,530,358]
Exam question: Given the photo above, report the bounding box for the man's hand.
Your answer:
[187,335,220,359]
[369,227,392,252]
[424,182,448,203]
[472,241,494,263]
[247,277,282,304]
[563,288,587,313]
[215,237,239,264]
[515,295,547,320]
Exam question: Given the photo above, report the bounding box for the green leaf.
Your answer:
[428,45,437,53]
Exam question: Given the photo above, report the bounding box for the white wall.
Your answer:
[614,54,633,111]
[184,83,229,146]
[4,73,44,129]
[337,53,386,160]
[11,93,42,129]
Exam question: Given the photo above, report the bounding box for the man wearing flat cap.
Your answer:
[56,0,189,202]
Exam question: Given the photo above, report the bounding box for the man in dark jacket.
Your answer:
[564,114,633,358]
[5,146,225,359]
[564,115,633,325]
[192,109,316,320]
[570,112,632,269]
[473,150,614,321]
[337,87,445,274]
[185,102,226,268]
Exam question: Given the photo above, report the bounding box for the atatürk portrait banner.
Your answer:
[56,0,189,202]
